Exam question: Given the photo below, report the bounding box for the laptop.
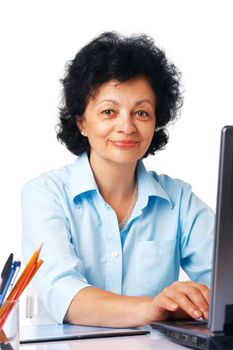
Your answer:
[151,126,233,350]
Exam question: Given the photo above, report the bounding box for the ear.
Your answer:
[76,116,87,137]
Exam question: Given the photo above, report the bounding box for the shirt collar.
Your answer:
[136,160,172,208]
[70,152,98,202]
[69,152,172,207]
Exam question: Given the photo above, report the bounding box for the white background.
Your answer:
[0,0,232,268]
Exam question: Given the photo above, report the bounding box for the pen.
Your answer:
[0,259,43,329]
[0,254,13,295]
[0,255,17,350]
[8,261,21,292]
[0,244,43,329]
[0,261,21,307]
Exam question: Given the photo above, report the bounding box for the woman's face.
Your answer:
[77,76,156,167]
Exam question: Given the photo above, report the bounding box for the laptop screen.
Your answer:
[209,126,233,332]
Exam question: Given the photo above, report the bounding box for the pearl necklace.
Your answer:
[119,182,138,230]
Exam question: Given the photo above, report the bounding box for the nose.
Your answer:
[115,114,136,134]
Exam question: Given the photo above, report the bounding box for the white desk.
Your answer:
[20,328,190,350]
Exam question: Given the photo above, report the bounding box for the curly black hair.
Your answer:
[57,31,183,157]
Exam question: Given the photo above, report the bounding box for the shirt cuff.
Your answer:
[46,277,91,324]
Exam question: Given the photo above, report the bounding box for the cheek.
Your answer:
[143,124,155,142]
[146,132,155,146]
[86,124,111,145]
[90,123,113,136]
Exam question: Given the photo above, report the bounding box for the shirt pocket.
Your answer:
[135,240,176,293]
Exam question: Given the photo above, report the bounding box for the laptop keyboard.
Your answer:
[174,320,208,328]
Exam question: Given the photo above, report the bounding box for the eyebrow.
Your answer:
[96,99,154,107]
[97,99,120,106]
[135,99,154,107]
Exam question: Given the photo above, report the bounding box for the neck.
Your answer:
[89,153,137,202]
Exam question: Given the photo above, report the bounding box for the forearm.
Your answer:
[65,286,153,327]
[64,281,210,327]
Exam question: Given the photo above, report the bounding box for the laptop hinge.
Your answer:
[224,304,233,335]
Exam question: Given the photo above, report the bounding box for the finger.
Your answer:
[185,282,210,319]
[193,283,210,304]
[184,286,209,318]
[156,294,179,312]
[152,294,179,320]
[170,282,210,312]
[163,287,203,319]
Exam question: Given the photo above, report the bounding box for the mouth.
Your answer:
[109,140,139,149]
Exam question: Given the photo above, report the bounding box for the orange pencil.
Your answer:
[15,259,43,299]
[9,244,43,299]
[0,244,42,315]
[26,259,43,283]
[0,328,8,343]
[0,299,17,331]
[0,244,43,324]
[0,260,43,329]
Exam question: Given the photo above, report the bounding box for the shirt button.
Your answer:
[112,250,118,258]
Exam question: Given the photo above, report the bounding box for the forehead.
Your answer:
[90,76,156,103]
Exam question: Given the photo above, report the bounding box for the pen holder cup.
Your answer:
[0,300,19,350]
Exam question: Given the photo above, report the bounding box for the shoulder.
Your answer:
[149,170,191,198]
[150,171,190,189]
[137,161,194,208]
[21,162,76,197]
[150,171,213,214]
[148,169,213,214]
[148,171,214,228]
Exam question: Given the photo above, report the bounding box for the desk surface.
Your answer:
[20,328,190,350]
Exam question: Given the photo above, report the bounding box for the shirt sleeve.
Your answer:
[21,176,91,324]
[179,184,215,287]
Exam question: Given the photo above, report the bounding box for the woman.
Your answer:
[21,32,214,326]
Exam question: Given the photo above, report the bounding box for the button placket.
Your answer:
[111,250,118,258]
[102,200,122,294]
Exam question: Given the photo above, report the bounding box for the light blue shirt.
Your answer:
[21,152,215,324]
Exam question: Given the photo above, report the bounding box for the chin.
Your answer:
[109,153,142,165]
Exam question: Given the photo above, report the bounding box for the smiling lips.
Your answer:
[110,140,139,149]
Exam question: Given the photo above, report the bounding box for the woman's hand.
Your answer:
[147,281,210,322]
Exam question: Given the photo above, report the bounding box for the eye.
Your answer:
[135,110,150,118]
[101,109,116,118]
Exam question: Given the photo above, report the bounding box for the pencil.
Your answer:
[0,244,42,318]
[16,259,43,300]
[8,244,43,300]
[0,245,43,329]
[0,260,43,329]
